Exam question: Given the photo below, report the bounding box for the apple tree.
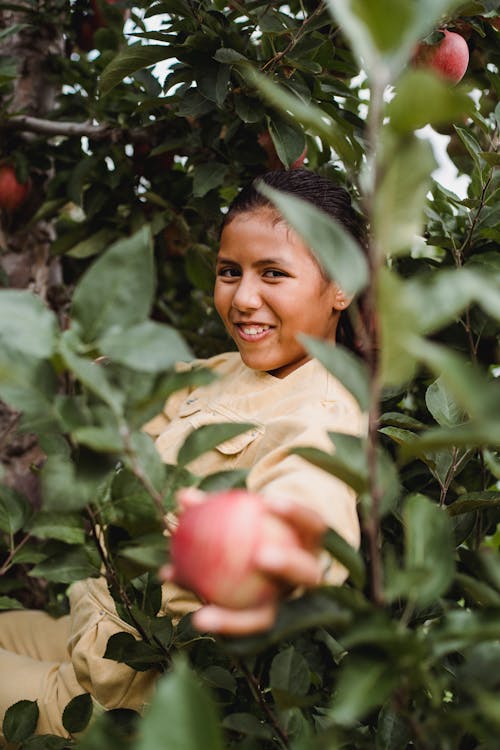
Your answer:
[0,0,500,748]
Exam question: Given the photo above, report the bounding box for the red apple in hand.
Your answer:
[413,29,469,84]
[170,489,302,609]
[0,165,31,212]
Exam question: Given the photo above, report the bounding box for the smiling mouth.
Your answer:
[234,323,273,341]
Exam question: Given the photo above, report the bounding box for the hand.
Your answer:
[190,496,327,636]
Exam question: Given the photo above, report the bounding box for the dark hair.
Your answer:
[222,169,367,353]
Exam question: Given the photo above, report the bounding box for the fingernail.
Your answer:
[256,546,284,568]
[193,608,220,631]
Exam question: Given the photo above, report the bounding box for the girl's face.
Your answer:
[214,207,347,378]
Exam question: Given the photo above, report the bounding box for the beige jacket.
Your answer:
[68,352,363,711]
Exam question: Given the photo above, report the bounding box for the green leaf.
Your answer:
[258,183,368,297]
[2,700,39,743]
[100,43,176,95]
[220,590,353,656]
[0,486,31,535]
[426,377,466,427]
[29,546,100,583]
[0,290,57,358]
[373,136,435,257]
[0,596,24,610]
[103,633,165,671]
[66,228,117,260]
[270,646,311,702]
[99,321,192,373]
[447,491,500,517]
[407,338,496,422]
[325,0,465,79]
[0,345,59,432]
[378,268,420,386]
[135,657,224,750]
[267,114,306,169]
[71,226,154,342]
[387,70,474,133]
[213,47,248,64]
[403,494,455,606]
[242,66,359,165]
[71,426,124,453]
[329,656,398,727]
[28,512,85,545]
[300,335,370,411]
[59,330,124,415]
[62,693,93,735]
[177,422,256,467]
[222,713,273,740]
[198,469,248,492]
[292,443,367,495]
[192,163,229,198]
[323,527,366,589]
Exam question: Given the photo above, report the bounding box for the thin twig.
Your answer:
[236,658,289,748]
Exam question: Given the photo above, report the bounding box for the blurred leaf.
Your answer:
[0,290,57,359]
[329,656,398,727]
[222,589,353,657]
[62,693,93,735]
[373,136,435,257]
[301,335,370,411]
[198,469,248,492]
[403,494,455,606]
[388,70,474,133]
[135,657,224,750]
[258,183,368,296]
[325,0,464,78]
[2,700,39,743]
[71,226,154,343]
[241,66,359,165]
[222,713,273,740]
[323,527,366,589]
[378,268,420,385]
[177,422,255,467]
[99,321,192,373]
[0,596,24,610]
[270,646,311,702]
[0,345,59,432]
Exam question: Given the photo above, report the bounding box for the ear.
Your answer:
[331,285,352,312]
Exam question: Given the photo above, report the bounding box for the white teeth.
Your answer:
[241,325,270,335]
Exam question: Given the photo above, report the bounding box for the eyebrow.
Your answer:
[216,256,293,269]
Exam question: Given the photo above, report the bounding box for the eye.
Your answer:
[217,267,241,278]
[263,269,287,279]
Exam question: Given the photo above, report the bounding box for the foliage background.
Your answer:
[0,0,499,748]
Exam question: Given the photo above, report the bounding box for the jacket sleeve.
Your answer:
[244,402,363,585]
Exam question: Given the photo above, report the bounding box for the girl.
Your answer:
[0,169,366,738]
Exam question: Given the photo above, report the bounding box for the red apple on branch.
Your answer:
[0,165,31,212]
[258,130,307,170]
[170,489,303,609]
[413,29,469,84]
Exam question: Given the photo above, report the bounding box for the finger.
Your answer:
[255,544,323,587]
[176,487,206,510]
[263,496,327,546]
[192,602,277,635]
[158,563,174,582]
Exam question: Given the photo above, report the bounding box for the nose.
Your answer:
[231,274,261,312]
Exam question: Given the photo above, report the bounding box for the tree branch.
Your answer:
[1,114,152,143]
